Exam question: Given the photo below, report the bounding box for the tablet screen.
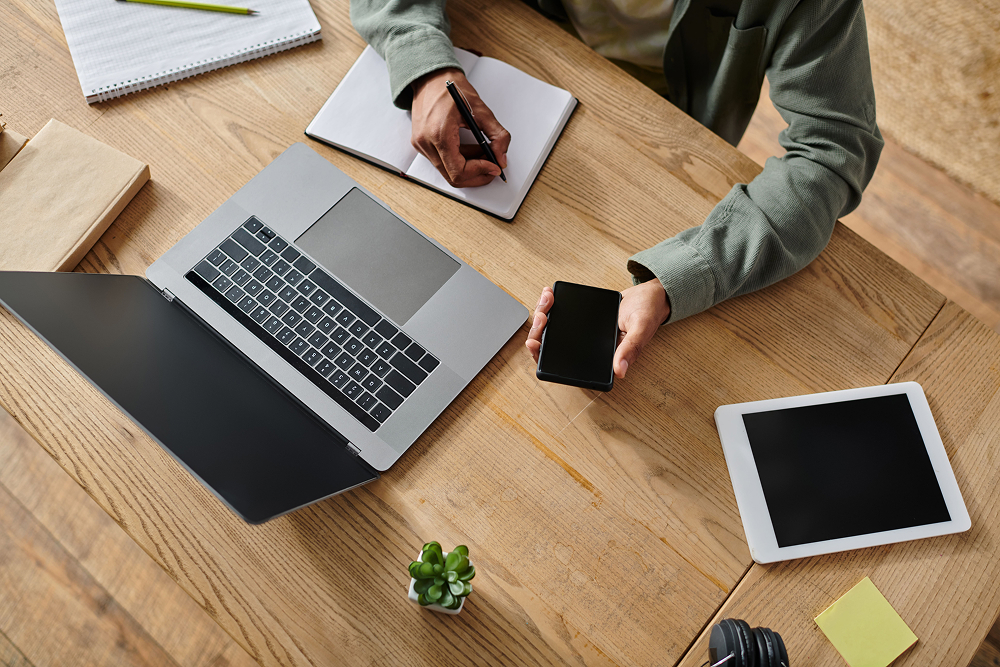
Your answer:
[742,394,951,547]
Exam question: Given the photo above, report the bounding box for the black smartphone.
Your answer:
[536,281,621,392]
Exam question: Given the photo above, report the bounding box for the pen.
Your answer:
[445,80,506,183]
[116,0,258,15]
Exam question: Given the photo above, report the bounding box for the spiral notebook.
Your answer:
[54,0,321,104]
[306,46,577,221]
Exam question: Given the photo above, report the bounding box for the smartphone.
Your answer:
[536,281,621,392]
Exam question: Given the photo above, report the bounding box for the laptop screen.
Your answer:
[0,272,378,523]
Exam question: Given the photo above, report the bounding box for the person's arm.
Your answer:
[350,0,510,187]
[627,0,884,322]
[350,0,459,109]
[527,0,882,377]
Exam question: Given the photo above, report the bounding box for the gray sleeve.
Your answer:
[628,0,884,322]
[350,0,465,109]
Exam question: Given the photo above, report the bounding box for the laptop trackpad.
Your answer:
[296,188,459,325]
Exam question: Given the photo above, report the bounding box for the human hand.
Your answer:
[525,280,671,379]
[411,68,510,188]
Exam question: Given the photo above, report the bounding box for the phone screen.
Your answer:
[536,281,621,391]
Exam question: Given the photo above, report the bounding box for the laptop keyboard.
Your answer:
[185,216,440,432]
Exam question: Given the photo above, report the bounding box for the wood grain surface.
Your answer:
[0,630,32,667]
[971,623,1000,667]
[0,468,178,667]
[0,405,256,667]
[1,0,989,665]
[676,302,1000,666]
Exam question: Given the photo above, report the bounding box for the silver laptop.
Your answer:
[0,143,526,523]
[150,141,526,467]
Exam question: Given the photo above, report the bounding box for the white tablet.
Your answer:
[715,382,970,563]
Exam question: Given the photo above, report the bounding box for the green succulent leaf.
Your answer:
[413,543,474,600]
[439,589,455,608]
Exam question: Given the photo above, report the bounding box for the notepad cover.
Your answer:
[0,119,149,271]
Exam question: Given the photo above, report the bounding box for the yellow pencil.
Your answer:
[116,0,258,15]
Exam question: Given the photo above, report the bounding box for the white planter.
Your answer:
[407,550,467,615]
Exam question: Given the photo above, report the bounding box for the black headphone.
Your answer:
[704,619,789,667]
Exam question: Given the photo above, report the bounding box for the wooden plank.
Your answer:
[0,0,954,665]
[989,620,1000,651]
[971,634,1000,667]
[0,0,100,138]
[0,410,257,667]
[0,478,180,666]
[0,629,33,667]
[676,302,1000,666]
[0,315,720,666]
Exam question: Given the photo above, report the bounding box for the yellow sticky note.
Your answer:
[814,577,917,667]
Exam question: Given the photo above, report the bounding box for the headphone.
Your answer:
[703,619,789,667]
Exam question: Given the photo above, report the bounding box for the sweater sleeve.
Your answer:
[350,0,464,109]
[627,0,884,322]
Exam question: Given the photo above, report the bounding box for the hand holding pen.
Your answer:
[410,69,510,188]
[445,80,505,183]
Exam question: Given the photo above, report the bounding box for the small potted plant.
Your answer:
[407,541,476,614]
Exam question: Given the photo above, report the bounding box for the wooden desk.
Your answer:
[1,0,998,664]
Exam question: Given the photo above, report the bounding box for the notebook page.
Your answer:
[307,47,480,172]
[404,57,575,219]
[54,0,321,102]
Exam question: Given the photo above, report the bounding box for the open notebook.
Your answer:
[306,47,577,221]
[54,0,321,103]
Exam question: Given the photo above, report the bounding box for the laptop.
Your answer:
[0,143,527,523]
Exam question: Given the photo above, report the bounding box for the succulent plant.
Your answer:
[408,542,475,609]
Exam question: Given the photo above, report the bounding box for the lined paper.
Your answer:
[54,0,321,103]
[306,46,576,220]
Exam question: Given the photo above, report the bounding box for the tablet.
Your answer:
[715,382,970,563]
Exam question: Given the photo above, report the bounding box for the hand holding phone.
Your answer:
[526,279,671,387]
[535,281,622,391]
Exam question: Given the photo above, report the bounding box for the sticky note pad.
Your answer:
[815,577,917,667]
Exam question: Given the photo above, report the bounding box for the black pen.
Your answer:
[445,80,506,183]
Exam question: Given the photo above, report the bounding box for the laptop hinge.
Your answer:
[345,441,361,457]
[160,288,176,302]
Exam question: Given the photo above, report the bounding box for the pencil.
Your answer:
[116,0,258,15]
